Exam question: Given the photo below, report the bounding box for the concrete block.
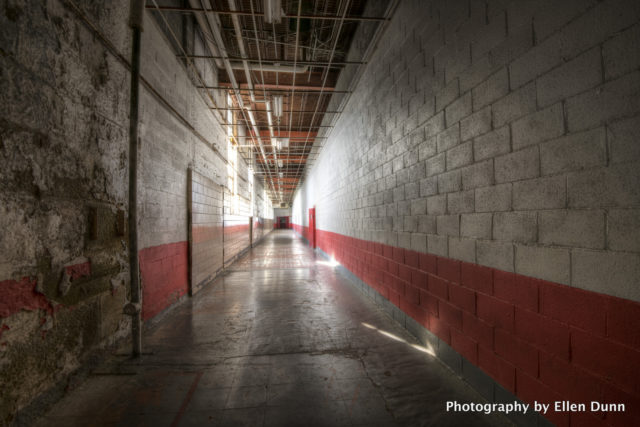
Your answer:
[506,0,538,33]
[539,209,605,249]
[473,126,510,161]
[511,103,565,150]
[393,186,405,202]
[460,55,493,94]
[427,234,448,256]
[572,249,640,302]
[449,237,476,263]
[475,183,512,212]
[445,92,472,126]
[410,198,427,215]
[436,79,460,112]
[461,160,494,190]
[608,209,640,252]
[472,67,509,110]
[603,23,640,81]
[396,228,412,249]
[426,153,446,176]
[536,46,602,107]
[411,233,428,253]
[568,163,640,208]
[418,136,437,161]
[437,214,460,237]
[404,146,420,168]
[417,95,437,125]
[447,190,475,214]
[514,244,570,285]
[418,215,437,234]
[493,212,537,243]
[396,168,410,186]
[472,11,507,61]
[405,182,419,200]
[420,176,438,197]
[437,123,460,152]
[533,0,597,42]
[461,213,492,239]
[490,23,534,70]
[398,200,411,216]
[423,111,446,138]
[393,155,405,173]
[446,142,473,170]
[492,81,537,128]
[409,162,426,182]
[495,147,540,183]
[477,239,514,272]
[513,176,566,210]
[540,127,606,175]
[438,170,462,193]
[461,106,492,141]
[403,215,418,232]
[509,35,563,89]
[566,71,640,132]
[607,115,640,164]
[427,194,447,215]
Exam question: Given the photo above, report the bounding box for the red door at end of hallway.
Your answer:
[308,208,316,249]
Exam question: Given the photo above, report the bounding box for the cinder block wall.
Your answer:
[0,1,270,423]
[293,1,640,425]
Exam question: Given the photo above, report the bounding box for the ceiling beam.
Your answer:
[179,55,366,66]
[197,86,348,94]
[145,6,388,22]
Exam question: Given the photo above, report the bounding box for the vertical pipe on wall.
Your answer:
[127,0,145,357]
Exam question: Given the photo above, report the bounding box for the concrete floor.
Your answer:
[35,230,513,427]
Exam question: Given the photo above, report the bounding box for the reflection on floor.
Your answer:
[36,230,513,427]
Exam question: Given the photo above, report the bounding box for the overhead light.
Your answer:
[279,172,284,178]
[278,159,283,168]
[274,138,282,150]
[247,110,256,126]
[264,0,284,24]
[273,95,283,117]
[280,137,289,148]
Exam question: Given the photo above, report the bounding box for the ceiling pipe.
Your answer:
[228,61,308,73]
[191,0,276,194]
[228,0,281,185]
[227,0,256,102]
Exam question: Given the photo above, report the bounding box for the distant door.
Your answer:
[308,208,316,248]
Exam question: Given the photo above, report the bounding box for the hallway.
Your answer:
[35,230,512,427]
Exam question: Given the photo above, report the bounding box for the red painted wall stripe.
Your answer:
[293,225,640,427]
[139,241,189,320]
[0,277,53,318]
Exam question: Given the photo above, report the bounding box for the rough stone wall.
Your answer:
[0,1,270,423]
[292,1,640,425]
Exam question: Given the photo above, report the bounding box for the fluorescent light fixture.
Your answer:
[281,137,289,148]
[273,95,283,117]
[247,110,256,126]
[264,0,283,24]
[278,159,283,168]
[266,101,273,126]
[279,172,284,178]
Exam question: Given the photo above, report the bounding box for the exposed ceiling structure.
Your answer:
[147,0,395,205]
